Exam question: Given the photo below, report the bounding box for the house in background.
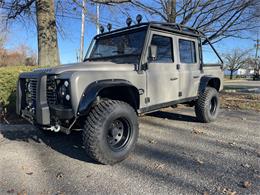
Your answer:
[224,67,255,77]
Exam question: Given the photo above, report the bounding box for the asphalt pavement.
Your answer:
[0,107,259,195]
[224,80,260,93]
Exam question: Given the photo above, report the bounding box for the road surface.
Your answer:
[0,107,259,195]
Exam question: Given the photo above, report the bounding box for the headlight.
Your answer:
[57,80,71,105]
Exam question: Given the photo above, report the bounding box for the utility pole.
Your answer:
[96,3,100,34]
[255,35,259,59]
[255,33,260,75]
[80,0,86,62]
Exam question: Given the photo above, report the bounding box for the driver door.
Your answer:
[146,32,179,106]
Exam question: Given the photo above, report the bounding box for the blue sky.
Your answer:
[3,4,257,65]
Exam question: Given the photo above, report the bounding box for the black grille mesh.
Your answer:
[47,78,57,105]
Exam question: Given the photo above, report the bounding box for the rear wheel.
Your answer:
[195,87,220,123]
[83,100,139,165]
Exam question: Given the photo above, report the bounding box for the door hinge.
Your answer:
[145,97,150,104]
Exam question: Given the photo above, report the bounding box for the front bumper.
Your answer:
[16,73,74,126]
[17,73,50,125]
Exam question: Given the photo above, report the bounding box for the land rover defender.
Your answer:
[17,16,224,164]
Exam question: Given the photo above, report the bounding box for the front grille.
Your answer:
[24,78,37,109]
[47,78,57,105]
[29,79,37,102]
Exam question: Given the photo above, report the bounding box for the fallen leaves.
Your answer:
[228,142,236,146]
[55,191,65,195]
[17,189,27,195]
[192,128,205,135]
[25,172,33,175]
[153,163,165,170]
[220,92,260,112]
[7,189,15,193]
[242,180,252,188]
[21,166,33,176]
[195,158,204,165]
[256,150,260,158]
[148,139,157,144]
[56,172,64,179]
[222,188,237,195]
[241,163,251,168]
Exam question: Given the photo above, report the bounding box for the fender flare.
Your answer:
[77,79,139,116]
[198,76,221,94]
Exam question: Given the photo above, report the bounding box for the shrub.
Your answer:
[0,66,37,115]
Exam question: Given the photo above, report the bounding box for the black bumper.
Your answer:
[17,73,74,126]
[17,73,51,125]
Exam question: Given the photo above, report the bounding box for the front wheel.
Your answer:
[83,100,139,165]
[195,87,220,123]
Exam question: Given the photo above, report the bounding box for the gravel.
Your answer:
[0,107,259,195]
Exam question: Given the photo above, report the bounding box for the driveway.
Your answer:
[0,107,259,195]
[224,80,260,93]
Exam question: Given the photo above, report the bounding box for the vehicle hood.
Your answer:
[33,61,135,74]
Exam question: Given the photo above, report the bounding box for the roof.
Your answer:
[96,21,205,39]
[148,22,205,38]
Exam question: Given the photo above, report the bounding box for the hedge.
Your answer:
[0,66,37,114]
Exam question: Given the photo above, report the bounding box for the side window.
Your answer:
[150,35,173,63]
[179,39,197,63]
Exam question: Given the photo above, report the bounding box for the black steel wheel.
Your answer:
[83,100,139,165]
[107,118,132,151]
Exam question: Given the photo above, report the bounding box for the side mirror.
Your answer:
[150,45,158,61]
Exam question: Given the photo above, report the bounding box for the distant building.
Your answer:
[224,67,255,76]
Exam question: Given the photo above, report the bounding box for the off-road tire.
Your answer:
[83,100,139,165]
[195,87,220,123]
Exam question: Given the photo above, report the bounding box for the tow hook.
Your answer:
[47,125,61,132]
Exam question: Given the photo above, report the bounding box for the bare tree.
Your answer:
[36,0,59,66]
[1,0,131,65]
[0,33,6,49]
[246,57,260,78]
[1,0,59,66]
[129,0,260,43]
[224,49,249,79]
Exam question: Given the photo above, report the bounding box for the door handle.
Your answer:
[193,76,200,79]
[170,77,178,81]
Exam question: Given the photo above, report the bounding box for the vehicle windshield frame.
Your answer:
[84,26,148,64]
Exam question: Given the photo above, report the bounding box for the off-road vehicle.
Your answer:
[17,16,224,164]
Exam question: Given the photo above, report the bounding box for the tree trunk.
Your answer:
[166,0,176,23]
[36,0,60,66]
[230,70,233,80]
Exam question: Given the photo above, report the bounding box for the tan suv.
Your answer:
[17,17,223,164]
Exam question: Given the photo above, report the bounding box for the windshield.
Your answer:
[86,29,146,64]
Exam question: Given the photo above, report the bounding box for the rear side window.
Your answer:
[150,35,173,63]
[179,39,197,63]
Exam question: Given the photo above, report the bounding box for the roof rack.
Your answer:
[148,21,205,37]
[96,21,206,39]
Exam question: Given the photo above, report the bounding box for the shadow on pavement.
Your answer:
[0,124,97,164]
[147,110,198,122]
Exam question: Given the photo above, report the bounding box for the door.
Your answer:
[146,32,179,106]
[176,37,201,98]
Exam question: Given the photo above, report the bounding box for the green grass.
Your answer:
[0,66,37,113]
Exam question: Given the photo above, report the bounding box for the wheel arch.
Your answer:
[198,76,221,94]
[77,79,140,116]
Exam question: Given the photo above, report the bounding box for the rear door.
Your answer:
[176,37,201,98]
[146,32,179,106]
